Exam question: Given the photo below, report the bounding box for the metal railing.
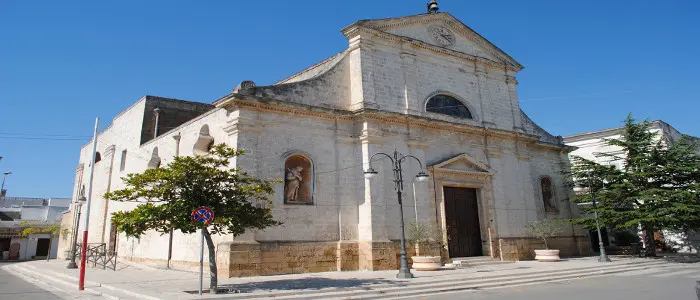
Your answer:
[73,243,117,270]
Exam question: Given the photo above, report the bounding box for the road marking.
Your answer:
[651,269,698,277]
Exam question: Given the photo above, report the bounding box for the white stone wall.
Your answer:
[64,12,582,266]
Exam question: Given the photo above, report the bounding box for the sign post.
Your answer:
[191,206,214,296]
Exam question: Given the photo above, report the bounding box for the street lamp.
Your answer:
[1,171,12,207]
[67,196,86,269]
[363,149,429,279]
[587,172,611,263]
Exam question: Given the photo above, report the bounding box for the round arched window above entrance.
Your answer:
[425,94,473,119]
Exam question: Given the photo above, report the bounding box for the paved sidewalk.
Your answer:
[1,256,677,299]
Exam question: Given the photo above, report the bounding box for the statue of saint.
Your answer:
[284,166,304,201]
[541,179,556,211]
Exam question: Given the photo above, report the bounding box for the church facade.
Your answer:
[59,7,590,277]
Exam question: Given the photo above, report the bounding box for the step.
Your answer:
[450,256,514,268]
[302,261,673,300]
[214,259,668,299]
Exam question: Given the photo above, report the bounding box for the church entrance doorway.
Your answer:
[444,187,483,257]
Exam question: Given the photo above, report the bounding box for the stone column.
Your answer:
[348,38,378,111]
[357,121,395,271]
[400,45,419,115]
[474,65,495,128]
[505,72,524,132]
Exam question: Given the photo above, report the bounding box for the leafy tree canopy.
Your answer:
[105,144,281,292]
[569,115,700,256]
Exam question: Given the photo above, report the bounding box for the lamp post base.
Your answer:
[598,256,611,263]
[67,261,78,269]
[396,269,414,279]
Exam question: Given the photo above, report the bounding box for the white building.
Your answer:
[564,120,700,252]
[0,197,70,260]
[61,4,590,277]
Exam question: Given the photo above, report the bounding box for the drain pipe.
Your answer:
[153,107,162,138]
[167,133,181,269]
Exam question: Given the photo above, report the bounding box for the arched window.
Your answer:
[283,153,313,204]
[147,147,161,169]
[540,177,557,212]
[193,125,215,156]
[425,94,473,119]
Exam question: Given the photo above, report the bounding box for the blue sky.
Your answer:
[1,0,698,198]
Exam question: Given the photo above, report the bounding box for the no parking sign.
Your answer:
[191,206,214,225]
[191,206,214,295]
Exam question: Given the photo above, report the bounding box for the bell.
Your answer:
[427,0,439,14]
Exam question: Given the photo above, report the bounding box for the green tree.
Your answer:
[18,221,65,261]
[105,144,281,293]
[569,115,700,257]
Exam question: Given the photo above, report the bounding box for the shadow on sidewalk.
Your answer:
[219,277,399,293]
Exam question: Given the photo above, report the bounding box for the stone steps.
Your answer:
[448,256,514,268]
[216,259,669,299]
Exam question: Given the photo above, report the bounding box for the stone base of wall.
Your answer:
[121,237,589,278]
[497,235,591,261]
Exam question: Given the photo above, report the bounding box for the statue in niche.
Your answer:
[284,166,304,202]
[541,177,557,212]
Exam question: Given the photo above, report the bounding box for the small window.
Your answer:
[426,94,473,119]
[94,152,102,164]
[119,150,127,171]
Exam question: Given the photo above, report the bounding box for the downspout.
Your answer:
[167,133,181,269]
[153,107,162,139]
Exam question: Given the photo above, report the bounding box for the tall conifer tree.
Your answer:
[570,115,700,257]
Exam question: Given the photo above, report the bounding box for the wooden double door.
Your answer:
[444,187,483,257]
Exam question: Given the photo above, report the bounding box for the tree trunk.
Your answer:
[643,226,657,257]
[202,228,218,294]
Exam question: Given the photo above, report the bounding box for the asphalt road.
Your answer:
[405,264,700,300]
[0,262,65,300]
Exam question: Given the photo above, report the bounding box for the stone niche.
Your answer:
[283,154,313,204]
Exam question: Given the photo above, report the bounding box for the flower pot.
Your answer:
[411,256,442,271]
[534,249,560,262]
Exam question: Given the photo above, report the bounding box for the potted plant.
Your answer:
[406,221,443,271]
[524,219,563,262]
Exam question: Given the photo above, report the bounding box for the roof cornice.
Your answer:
[342,24,520,72]
[342,13,523,71]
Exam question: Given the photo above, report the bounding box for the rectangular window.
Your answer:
[120,150,127,171]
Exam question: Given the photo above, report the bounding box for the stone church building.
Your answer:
[59,4,590,277]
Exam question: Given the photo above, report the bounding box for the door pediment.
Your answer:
[429,153,495,177]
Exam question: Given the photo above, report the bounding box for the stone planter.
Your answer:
[411,256,442,271]
[534,249,560,262]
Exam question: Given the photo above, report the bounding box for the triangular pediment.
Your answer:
[429,153,495,176]
[344,12,522,70]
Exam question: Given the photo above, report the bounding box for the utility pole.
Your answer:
[79,118,99,290]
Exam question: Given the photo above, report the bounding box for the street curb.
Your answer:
[2,262,160,300]
[19,263,162,300]
[1,264,109,298]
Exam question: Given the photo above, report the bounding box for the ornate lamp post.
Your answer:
[587,172,610,263]
[364,149,429,279]
[67,196,86,269]
[1,171,11,207]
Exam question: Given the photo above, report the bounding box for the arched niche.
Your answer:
[193,125,215,156]
[282,152,314,204]
[540,176,558,212]
[147,147,161,169]
[424,93,474,119]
